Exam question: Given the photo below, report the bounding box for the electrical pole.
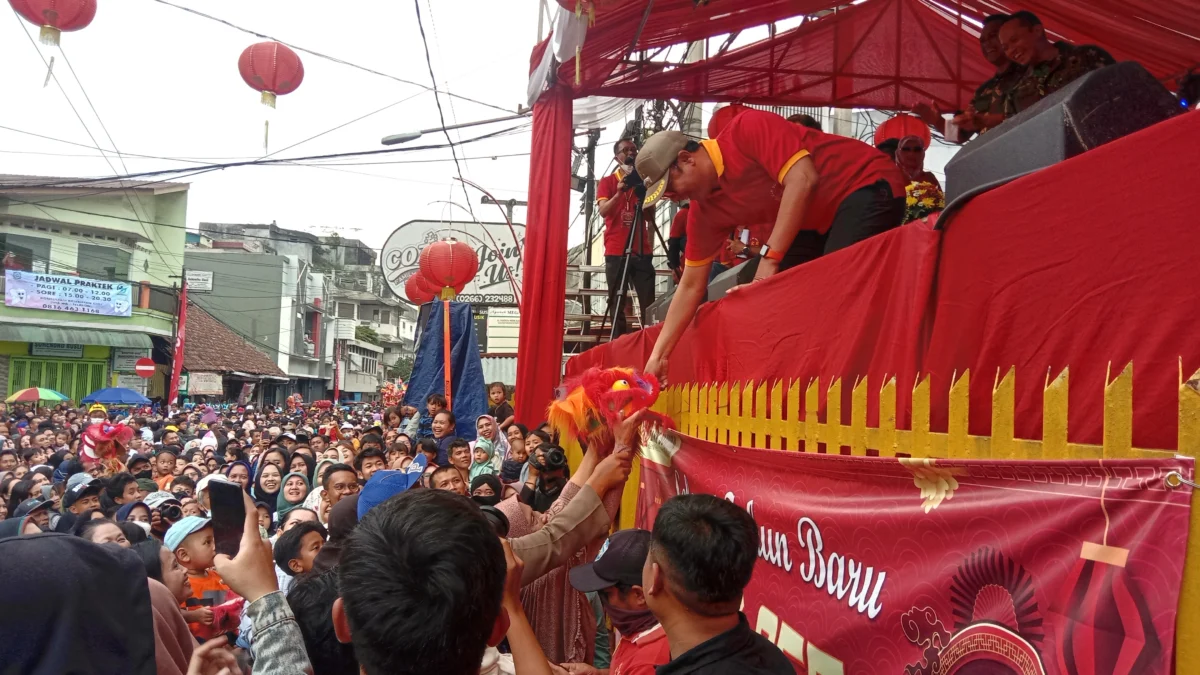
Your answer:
[480,197,527,223]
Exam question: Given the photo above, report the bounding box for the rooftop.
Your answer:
[184,303,287,377]
[0,173,189,195]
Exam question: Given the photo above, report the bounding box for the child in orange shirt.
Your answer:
[165,516,243,640]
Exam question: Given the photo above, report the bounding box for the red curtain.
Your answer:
[551,0,1198,108]
[514,85,573,427]
[569,112,1200,451]
[590,0,994,112]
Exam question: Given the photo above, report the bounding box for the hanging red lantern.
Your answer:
[405,272,437,305]
[10,0,96,47]
[238,41,304,108]
[873,113,931,149]
[419,238,479,296]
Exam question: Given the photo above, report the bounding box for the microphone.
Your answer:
[621,156,646,197]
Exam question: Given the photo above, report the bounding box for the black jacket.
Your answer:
[656,613,796,675]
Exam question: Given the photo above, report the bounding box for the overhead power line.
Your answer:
[149,0,514,115]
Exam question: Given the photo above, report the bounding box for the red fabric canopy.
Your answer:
[589,0,994,112]
[554,0,1198,95]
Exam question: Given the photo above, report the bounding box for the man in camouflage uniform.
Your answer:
[914,14,1023,142]
[999,11,1115,115]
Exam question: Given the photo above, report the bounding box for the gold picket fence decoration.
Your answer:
[634,363,1200,669]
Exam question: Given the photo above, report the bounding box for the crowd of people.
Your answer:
[0,386,795,675]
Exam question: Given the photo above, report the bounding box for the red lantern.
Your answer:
[405,272,437,305]
[238,41,304,108]
[873,113,931,149]
[419,238,479,293]
[10,0,96,47]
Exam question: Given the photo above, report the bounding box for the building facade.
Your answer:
[0,175,188,402]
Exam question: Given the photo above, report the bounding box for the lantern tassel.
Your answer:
[261,91,277,108]
[39,25,61,47]
[264,120,270,154]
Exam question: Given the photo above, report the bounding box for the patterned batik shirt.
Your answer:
[972,64,1025,116]
[1004,42,1116,115]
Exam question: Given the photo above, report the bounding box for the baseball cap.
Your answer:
[67,472,94,491]
[357,454,427,520]
[164,515,211,552]
[63,479,103,509]
[569,529,652,593]
[136,478,159,494]
[144,491,182,510]
[14,497,49,519]
[635,130,690,208]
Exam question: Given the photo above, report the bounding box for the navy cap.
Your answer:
[14,497,49,519]
[357,454,427,520]
[569,529,652,593]
[62,479,103,509]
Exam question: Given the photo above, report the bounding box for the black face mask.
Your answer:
[133,469,152,481]
[600,593,658,637]
[472,494,501,507]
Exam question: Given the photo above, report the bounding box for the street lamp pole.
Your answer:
[381,111,530,146]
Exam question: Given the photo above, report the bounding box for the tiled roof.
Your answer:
[184,304,286,377]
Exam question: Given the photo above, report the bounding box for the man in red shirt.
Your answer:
[558,529,670,675]
[596,139,659,335]
[635,109,906,380]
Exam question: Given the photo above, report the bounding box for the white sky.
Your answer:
[1,0,552,249]
[1,1,956,254]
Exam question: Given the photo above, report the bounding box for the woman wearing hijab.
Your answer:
[473,415,509,469]
[287,452,315,485]
[895,134,941,188]
[275,471,310,523]
[302,482,330,526]
[222,460,253,494]
[252,462,283,518]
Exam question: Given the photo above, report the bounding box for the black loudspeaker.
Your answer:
[944,61,1180,202]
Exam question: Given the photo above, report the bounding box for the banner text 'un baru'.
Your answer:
[637,434,1193,675]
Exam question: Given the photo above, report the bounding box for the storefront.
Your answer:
[0,329,156,403]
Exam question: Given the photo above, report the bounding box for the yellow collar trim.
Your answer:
[700,139,724,178]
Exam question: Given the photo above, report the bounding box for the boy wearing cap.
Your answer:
[64,476,103,514]
[636,109,906,381]
[563,529,669,675]
[166,515,234,637]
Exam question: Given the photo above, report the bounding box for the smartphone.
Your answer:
[208,480,246,558]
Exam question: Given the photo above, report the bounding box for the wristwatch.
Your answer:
[759,244,785,262]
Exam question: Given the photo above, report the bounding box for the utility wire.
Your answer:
[411,0,478,224]
[0,124,528,190]
[149,0,513,115]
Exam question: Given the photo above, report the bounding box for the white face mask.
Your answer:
[133,521,151,534]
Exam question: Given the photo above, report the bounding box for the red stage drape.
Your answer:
[514,85,573,427]
[551,0,1198,97]
[568,112,1200,451]
[588,0,994,111]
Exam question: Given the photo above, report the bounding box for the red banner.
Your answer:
[638,434,1194,675]
[167,280,188,407]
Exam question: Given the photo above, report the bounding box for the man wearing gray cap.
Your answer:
[635,109,905,381]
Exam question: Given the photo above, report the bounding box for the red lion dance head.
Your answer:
[79,421,135,475]
[547,367,673,452]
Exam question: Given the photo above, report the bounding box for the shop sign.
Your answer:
[4,270,134,317]
[187,372,224,395]
[380,220,525,307]
[114,374,148,395]
[112,348,151,372]
[31,343,84,358]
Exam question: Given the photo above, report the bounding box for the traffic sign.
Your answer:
[134,358,156,378]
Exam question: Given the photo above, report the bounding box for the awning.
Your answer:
[0,324,153,348]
